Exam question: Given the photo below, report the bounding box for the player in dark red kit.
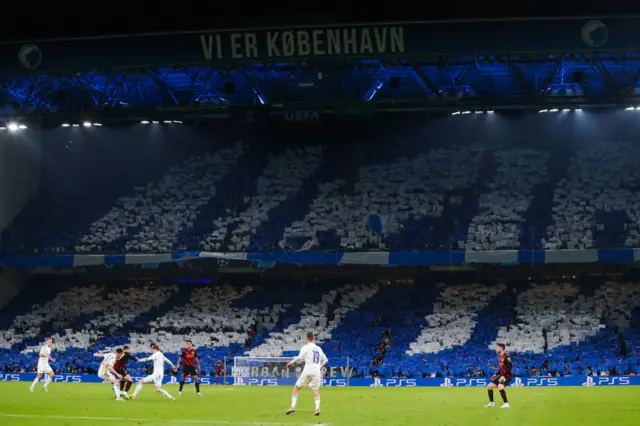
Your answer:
[114,345,138,396]
[177,340,202,396]
[485,343,512,409]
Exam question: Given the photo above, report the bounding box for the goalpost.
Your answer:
[232,356,294,385]
[232,356,352,386]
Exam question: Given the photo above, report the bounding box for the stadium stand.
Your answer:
[465,150,549,251]
[1,279,639,378]
[6,133,640,254]
[283,147,484,251]
[78,142,245,253]
[546,143,640,250]
[200,146,325,252]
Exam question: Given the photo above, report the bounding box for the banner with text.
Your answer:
[3,373,638,387]
[0,18,635,74]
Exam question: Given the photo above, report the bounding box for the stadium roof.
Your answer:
[2,15,640,123]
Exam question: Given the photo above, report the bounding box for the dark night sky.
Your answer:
[1,0,639,41]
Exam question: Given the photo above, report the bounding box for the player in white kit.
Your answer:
[285,332,328,417]
[29,338,55,393]
[94,348,130,401]
[132,343,177,401]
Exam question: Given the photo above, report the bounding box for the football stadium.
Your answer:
[0,14,639,426]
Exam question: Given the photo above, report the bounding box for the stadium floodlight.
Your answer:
[18,124,27,129]
[487,110,495,114]
[625,106,635,110]
[474,111,484,114]
[461,110,471,115]
[7,123,19,132]
[575,108,582,111]
[163,120,172,124]
[152,121,159,124]
[72,124,80,127]
[451,111,460,116]
[549,108,559,112]
[562,109,571,112]
[538,109,548,113]
[93,123,102,127]
[141,120,150,124]
[82,121,92,127]
[173,120,183,124]
[61,123,70,127]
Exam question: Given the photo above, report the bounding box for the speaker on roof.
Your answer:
[390,77,400,89]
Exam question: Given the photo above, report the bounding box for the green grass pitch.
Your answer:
[0,382,638,426]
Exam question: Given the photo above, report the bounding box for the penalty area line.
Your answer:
[0,413,330,426]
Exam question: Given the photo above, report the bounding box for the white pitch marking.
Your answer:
[0,413,328,426]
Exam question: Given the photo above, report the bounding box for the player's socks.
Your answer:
[179,380,185,392]
[488,390,494,402]
[291,395,298,408]
[30,378,39,391]
[195,382,200,393]
[112,383,120,397]
[314,397,320,411]
[125,381,132,392]
[499,390,508,403]
[133,384,143,397]
[158,389,174,399]
[119,381,125,391]
[43,375,52,390]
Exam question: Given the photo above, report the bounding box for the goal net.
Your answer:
[232,356,352,386]
[233,357,293,385]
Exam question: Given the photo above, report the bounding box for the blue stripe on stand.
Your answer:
[0,248,637,268]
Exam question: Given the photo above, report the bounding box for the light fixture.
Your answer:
[163,120,172,124]
[539,109,548,113]
[461,110,471,115]
[72,124,80,127]
[18,124,27,129]
[152,121,159,124]
[141,120,150,124]
[474,111,484,114]
[93,123,102,127]
[549,108,559,112]
[575,108,582,111]
[487,110,494,114]
[451,111,460,116]
[7,123,19,132]
[82,121,92,127]
[625,106,635,111]
[61,123,70,127]
[562,109,570,112]
[172,120,183,124]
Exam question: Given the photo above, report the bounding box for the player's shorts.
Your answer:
[182,365,198,376]
[37,364,53,375]
[491,375,512,387]
[140,373,164,386]
[115,367,129,378]
[98,370,116,382]
[295,372,321,390]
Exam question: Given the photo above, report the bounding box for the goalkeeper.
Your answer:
[284,332,328,417]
